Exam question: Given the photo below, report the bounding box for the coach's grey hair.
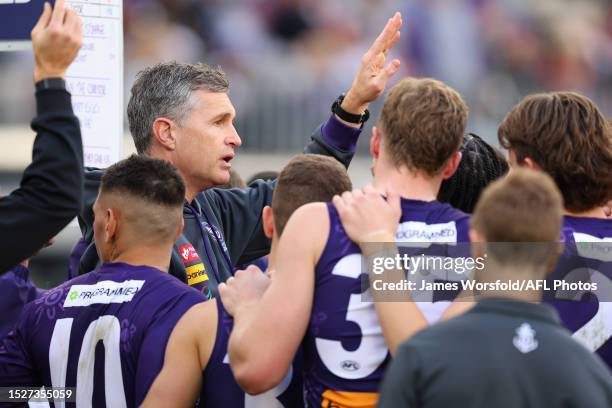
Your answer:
[127,61,229,154]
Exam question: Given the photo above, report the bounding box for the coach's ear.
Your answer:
[262,206,275,240]
[442,151,462,180]
[152,117,177,151]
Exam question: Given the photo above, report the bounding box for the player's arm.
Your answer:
[140,302,217,408]
[440,293,476,321]
[220,203,328,394]
[334,186,428,354]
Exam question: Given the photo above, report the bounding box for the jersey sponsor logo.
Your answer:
[396,221,458,244]
[186,263,209,286]
[513,323,538,354]
[64,280,145,307]
[179,244,200,264]
[573,232,612,262]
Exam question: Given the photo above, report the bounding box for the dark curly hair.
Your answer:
[438,134,509,213]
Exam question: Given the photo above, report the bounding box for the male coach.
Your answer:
[75,13,404,297]
[0,0,83,273]
[369,170,612,408]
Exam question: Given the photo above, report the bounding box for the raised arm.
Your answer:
[207,13,403,266]
[305,12,402,166]
[0,0,83,272]
[140,302,217,408]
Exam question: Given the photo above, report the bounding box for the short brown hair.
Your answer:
[272,154,352,235]
[379,78,468,175]
[471,169,563,267]
[498,92,612,213]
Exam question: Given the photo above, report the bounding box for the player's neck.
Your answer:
[564,206,610,219]
[372,164,440,201]
[108,245,172,273]
[266,239,278,272]
[476,263,544,303]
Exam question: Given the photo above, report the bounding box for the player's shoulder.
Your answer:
[285,202,330,234]
[430,200,470,223]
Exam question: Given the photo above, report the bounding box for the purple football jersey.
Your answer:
[0,264,43,339]
[199,298,304,407]
[0,262,206,407]
[545,216,612,370]
[303,199,470,407]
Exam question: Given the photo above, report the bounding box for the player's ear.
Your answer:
[105,208,118,244]
[469,228,487,255]
[152,117,177,151]
[521,157,540,171]
[442,151,462,180]
[262,206,274,240]
[370,126,381,159]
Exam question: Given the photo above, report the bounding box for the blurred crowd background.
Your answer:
[1,0,611,286]
[1,0,612,151]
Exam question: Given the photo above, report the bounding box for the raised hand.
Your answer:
[342,12,403,116]
[31,0,83,82]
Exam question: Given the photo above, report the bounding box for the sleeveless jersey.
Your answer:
[200,298,304,407]
[0,262,206,407]
[545,216,612,370]
[303,199,470,407]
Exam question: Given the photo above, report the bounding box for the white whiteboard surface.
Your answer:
[67,0,123,168]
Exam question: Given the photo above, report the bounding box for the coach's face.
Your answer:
[174,90,241,195]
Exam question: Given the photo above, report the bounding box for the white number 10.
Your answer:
[49,316,127,408]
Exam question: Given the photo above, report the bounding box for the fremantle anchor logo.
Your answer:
[513,323,539,354]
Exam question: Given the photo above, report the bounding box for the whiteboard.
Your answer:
[67,0,123,167]
[0,0,124,168]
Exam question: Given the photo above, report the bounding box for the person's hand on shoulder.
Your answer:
[333,184,401,245]
[31,0,83,82]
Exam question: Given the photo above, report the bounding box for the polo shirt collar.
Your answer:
[472,297,561,325]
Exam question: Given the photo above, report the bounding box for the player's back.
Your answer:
[0,262,206,407]
[303,199,470,408]
[545,216,612,370]
[199,298,304,408]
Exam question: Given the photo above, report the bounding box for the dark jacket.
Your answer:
[75,115,361,297]
[0,88,83,273]
[377,298,612,408]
